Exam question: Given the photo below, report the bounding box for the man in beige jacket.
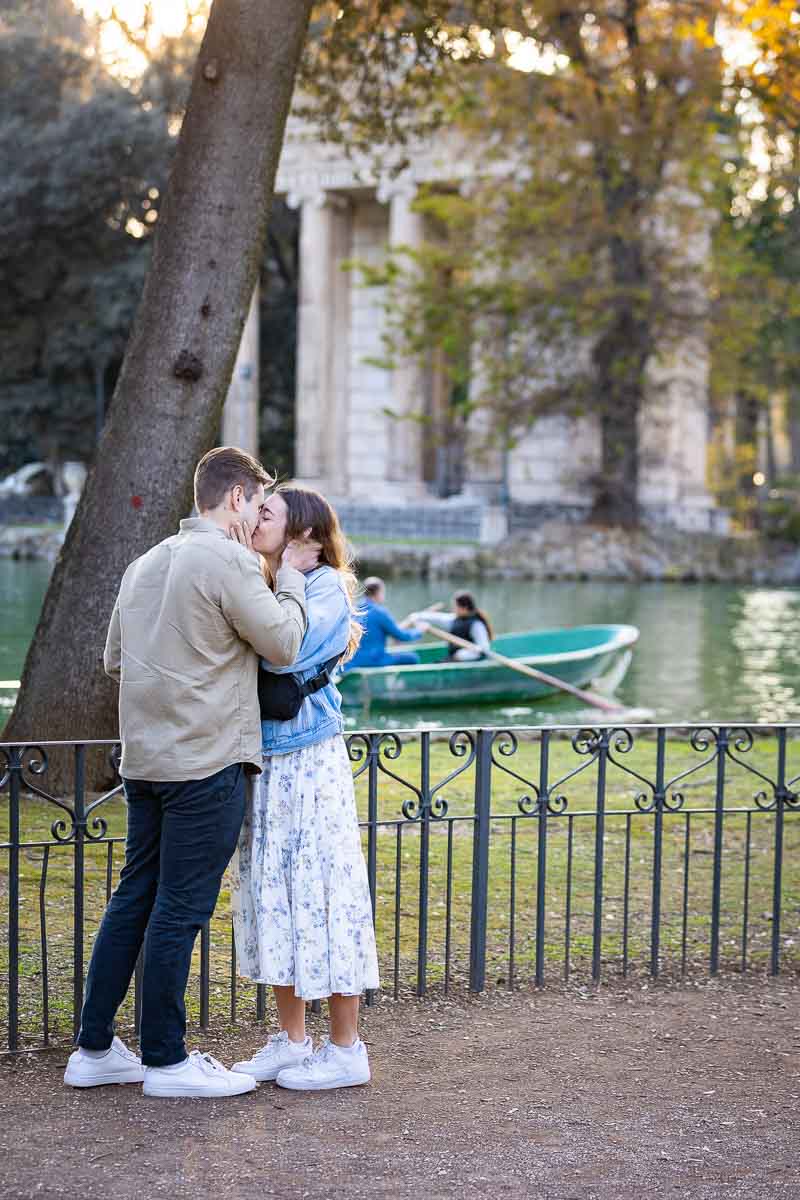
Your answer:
[64,447,318,1099]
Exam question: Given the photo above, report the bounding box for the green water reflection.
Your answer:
[2,560,800,729]
[0,558,52,719]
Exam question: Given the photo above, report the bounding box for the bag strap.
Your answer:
[297,654,342,700]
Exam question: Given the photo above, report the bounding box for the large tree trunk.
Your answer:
[590,237,652,526]
[4,0,313,778]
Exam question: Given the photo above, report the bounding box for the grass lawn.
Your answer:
[1,730,799,1048]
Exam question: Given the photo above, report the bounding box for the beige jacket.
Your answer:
[104,517,307,781]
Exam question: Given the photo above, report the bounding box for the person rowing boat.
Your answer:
[410,591,494,661]
[343,577,423,671]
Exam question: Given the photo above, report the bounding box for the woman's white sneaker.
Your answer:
[64,1036,145,1087]
[232,1031,312,1081]
[276,1037,370,1091]
[143,1050,258,1098]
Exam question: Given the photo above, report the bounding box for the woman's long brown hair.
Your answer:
[273,485,363,660]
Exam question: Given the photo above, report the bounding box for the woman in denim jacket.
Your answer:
[230,486,379,1091]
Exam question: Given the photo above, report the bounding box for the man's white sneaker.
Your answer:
[64,1036,145,1088]
[276,1037,370,1091]
[231,1031,312,1082]
[143,1051,257,1098]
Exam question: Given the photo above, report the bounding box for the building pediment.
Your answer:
[276,116,478,203]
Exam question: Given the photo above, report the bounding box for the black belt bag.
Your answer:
[257,655,341,722]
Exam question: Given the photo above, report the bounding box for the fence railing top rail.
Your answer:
[3,722,800,750]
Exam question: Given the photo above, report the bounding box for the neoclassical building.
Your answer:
[267,120,720,542]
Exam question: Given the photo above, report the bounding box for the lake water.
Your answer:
[2,559,800,730]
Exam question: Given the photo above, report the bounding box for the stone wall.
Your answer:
[353,522,800,585]
[336,500,484,541]
[506,413,601,505]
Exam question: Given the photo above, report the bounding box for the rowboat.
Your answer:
[336,624,639,709]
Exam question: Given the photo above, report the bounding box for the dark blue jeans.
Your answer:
[78,763,247,1067]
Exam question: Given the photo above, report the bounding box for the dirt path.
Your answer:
[2,974,799,1200]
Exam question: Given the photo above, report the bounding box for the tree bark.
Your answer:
[590,236,652,526]
[4,0,314,777]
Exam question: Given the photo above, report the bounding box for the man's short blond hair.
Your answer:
[194,446,273,512]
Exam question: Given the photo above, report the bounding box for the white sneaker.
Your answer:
[143,1050,257,1098]
[231,1030,312,1082]
[276,1037,370,1091]
[64,1036,145,1088]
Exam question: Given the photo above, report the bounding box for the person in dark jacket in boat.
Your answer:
[345,577,422,670]
[411,592,494,661]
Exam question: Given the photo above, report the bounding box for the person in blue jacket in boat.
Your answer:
[345,576,422,670]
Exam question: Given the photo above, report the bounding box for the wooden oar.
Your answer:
[420,624,623,714]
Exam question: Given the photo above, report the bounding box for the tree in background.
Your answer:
[0,0,170,475]
[731,0,800,128]
[708,1,800,528]
[0,0,298,481]
[734,0,800,478]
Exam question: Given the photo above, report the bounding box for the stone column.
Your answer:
[380,176,426,493]
[222,281,260,454]
[638,185,718,530]
[292,191,350,494]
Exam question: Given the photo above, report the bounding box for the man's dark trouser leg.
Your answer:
[139,764,247,1067]
[78,779,162,1050]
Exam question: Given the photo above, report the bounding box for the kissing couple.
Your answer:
[64,447,379,1098]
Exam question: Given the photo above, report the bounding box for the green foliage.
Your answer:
[761,487,800,543]
[708,4,800,500]
[0,1,300,480]
[0,0,171,473]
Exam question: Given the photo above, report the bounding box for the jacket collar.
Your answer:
[179,516,229,539]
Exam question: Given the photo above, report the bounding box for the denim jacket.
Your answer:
[259,565,351,755]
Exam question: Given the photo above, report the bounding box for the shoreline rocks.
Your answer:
[0,524,64,562]
[354,521,800,584]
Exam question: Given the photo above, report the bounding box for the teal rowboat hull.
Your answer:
[337,624,639,709]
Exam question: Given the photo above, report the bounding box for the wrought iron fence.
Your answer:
[1,725,799,1052]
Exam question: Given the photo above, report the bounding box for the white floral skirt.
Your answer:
[231,735,380,1000]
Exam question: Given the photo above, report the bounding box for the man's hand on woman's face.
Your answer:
[281,530,322,573]
[228,520,256,553]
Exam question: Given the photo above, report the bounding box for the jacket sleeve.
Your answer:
[220,552,307,667]
[103,595,122,682]
[264,568,350,673]
[410,610,453,634]
[377,605,423,643]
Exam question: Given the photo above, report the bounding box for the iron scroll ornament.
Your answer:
[348,730,476,822]
[724,727,800,812]
[0,743,124,844]
[604,727,690,814]
[489,728,605,817]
